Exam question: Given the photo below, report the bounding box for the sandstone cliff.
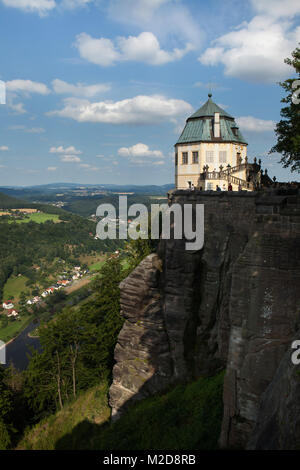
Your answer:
[110,188,300,449]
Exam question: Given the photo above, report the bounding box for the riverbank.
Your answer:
[5,321,41,370]
[0,314,34,345]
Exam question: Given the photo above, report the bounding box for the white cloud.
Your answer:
[250,0,300,18]
[118,143,163,159]
[117,32,193,65]
[79,163,91,168]
[7,99,26,114]
[107,0,202,46]
[0,146,9,151]
[47,166,57,171]
[60,155,81,163]
[5,80,49,115]
[75,34,120,67]
[1,0,92,14]
[6,79,50,95]
[236,116,275,132]
[47,94,193,125]
[199,2,300,83]
[118,143,166,165]
[52,79,110,97]
[1,0,56,15]
[75,31,193,66]
[49,145,82,154]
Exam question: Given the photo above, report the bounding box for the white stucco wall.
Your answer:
[175,142,247,189]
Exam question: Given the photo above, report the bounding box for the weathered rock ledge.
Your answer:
[110,189,300,448]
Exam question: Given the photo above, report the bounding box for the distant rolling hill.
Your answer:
[0,191,69,216]
[0,183,174,198]
[0,191,35,209]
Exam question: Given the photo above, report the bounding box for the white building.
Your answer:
[2,302,14,310]
[175,94,269,191]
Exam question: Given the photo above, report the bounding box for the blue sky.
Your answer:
[0,0,299,186]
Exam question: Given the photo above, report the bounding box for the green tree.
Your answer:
[0,367,14,449]
[270,45,300,171]
[19,291,26,306]
[24,257,125,418]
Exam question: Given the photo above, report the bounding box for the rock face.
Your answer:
[109,254,173,419]
[247,334,300,450]
[109,189,300,448]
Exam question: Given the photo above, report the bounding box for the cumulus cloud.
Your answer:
[118,143,163,159]
[75,31,193,66]
[60,155,81,162]
[49,145,82,154]
[6,79,50,95]
[47,166,57,171]
[118,143,165,165]
[52,79,110,97]
[1,0,56,15]
[0,146,9,151]
[47,94,193,125]
[236,116,276,132]
[75,35,120,67]
[199,1,300,83]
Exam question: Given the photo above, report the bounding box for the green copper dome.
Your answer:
[176,94,247,145]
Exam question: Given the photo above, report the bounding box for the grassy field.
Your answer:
[89,259,107,272]
[17,372,224,450]
[3,275,29,301]
[0,314,33,343]
[7,213,60,224]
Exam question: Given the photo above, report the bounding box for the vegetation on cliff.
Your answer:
[271,44,300,171]
[18,372,224,450]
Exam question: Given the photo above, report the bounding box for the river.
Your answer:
[5,322,42,371]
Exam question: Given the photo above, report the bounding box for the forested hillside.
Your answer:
[0,192,120,301]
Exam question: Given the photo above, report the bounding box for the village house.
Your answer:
[2,301,14,310]
[6,309,19,318]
